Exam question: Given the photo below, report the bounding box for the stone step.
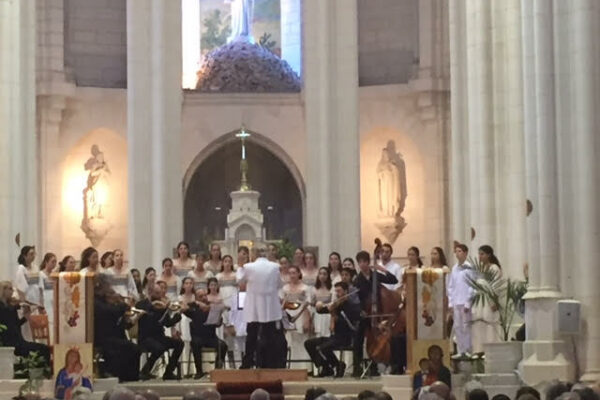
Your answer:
[472,373,521,386]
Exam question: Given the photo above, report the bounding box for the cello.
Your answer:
[364,238,407,365]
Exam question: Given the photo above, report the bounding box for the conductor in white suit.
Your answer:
[236,245,286,368]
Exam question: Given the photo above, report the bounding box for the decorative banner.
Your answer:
[53,343,93,400]
[58,272,86,344]
[417,268,445,340]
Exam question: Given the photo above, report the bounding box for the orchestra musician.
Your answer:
[93,274,141,382]
[136,285,184,380]
[304,282,360,377]
[0,281,50,367]
[353,250,398,377]
[182,288,228,378]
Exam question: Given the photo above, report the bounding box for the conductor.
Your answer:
[237,245,287,368]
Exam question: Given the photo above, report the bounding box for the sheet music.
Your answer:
[237,292,246,310]
[205,303,226,325]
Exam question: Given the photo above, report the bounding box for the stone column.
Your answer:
[519,0,572,384]
[571,0,600,384]
[304,0,360,260]
[0,0,38,279]
[127,0,183,269]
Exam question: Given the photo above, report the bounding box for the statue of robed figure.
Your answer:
[226,0,255,43]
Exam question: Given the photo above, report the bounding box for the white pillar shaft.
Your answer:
[0,0,37,279]
[448,0,469,245]
[532,0,560,293]
[127,0,183,269]
[304,0,360,260]
[571,0,600,383]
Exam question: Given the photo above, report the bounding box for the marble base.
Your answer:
[519,340,574,385]
[484,342,523,373]
[0,347,15,379]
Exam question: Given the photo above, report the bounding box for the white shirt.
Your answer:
[14,264,41,304]
[106,267,140,301]
[236,257,282,323]
[447,261,474,308]
[381,259,403,290]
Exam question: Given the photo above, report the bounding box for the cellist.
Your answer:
[353,250,398,377]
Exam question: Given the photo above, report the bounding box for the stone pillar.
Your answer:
[571,0,600,384]
[36,0,75,255]
[0,0,38,279]
[519,0,572,384]
[304,0,360,260]
[448,0,469,246]
[127,0,183,270]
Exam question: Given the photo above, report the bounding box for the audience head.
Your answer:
[516,386,541,400]
[181,390,203,400]
[358,390,377,400]
[196,389,221,400]
[315,394,337,400]
[0,281,14,303]
[18,245,36,266]
[546,382,570,400]
[467,389,489,400]
[71,386,92,400]
[376,392,393,400]
[430,381,451,400]
[108,387,136,400]
[137,390,160,400]
[305,387,328,400]
[250,388,270,400]
[518,394,541,400]
[491,395,510,400]
[556,393,580,400]
[571,387,599,400]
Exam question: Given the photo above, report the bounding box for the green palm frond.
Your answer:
[465,256,528,341]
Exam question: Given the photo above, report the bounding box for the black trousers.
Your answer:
[353,318,367,373]
[389,333,407,374]
[190,335,227,373]
[15,340,50,367]
[98,338,141,382]
[242,321,287,368]
[304,336,350,370]
[140,336,184,376]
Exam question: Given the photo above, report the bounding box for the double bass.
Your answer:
[364,238,407,364]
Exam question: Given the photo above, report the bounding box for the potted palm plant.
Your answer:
[14,351,50,399]
[0,323,16,379]
[466,257,528,373]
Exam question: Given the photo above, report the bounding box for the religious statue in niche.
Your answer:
[81,145,112,247]
[375,140,408,243]
[226,0,255,43]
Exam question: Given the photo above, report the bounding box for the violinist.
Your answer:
[353,250,398,377]
[136,285,183,380]
[0,281,50,367]
[182,289,227,378]
[93,274,141,382]
[304,282,360,377]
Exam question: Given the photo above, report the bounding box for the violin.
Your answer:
[364,238,407,364]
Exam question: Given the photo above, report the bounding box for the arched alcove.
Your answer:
[184,138,303,253]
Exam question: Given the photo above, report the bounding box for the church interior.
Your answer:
[0,0,599,399]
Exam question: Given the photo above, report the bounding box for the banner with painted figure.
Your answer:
[57,272,85,343]
[417,267,445,340]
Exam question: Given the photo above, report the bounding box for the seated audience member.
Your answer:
[413,358,431,392]
[376,392,393,400]
[358,391,377,400]
[0,281,51,366]
[305,387,328,400]
[546,382,571,400]
[107,387,136,400]
[182,391,203,400]
[424,345,452,388]
[571,387,599,400]
[250,389,271,400]
[492,396,511,400]
[429,381,452,400]
[183,288,228,378]
[516,387,542,400]
[468,389,489,400]
[315,395,337,400]
[136,285,184,380]
[197,389,222,400]
[136,390,161,400]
